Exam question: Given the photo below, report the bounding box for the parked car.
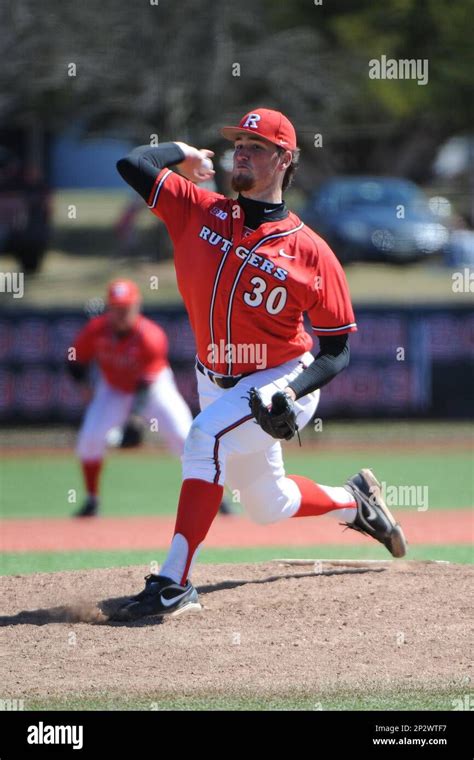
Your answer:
[302,176,450,263]
[0,135,51,274]
[444,229,474,267]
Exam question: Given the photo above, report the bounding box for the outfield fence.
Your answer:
[0,304,472,423]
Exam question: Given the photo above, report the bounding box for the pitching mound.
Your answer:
[1,560,471,709]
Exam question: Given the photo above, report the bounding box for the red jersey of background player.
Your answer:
[74,311,169,394]
[147,171,356,376]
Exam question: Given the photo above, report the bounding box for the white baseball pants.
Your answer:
[76,367,193,460]
[183,352,320,524]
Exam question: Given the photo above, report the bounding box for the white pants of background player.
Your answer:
[76,367,193,460]
[160,351,356,581]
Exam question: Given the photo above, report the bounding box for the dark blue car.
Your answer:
[302,176,449,263]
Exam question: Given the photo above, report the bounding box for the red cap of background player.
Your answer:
[107,279,141,306]
[221,108,297,150]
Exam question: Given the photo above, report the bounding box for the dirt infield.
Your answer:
[0,561,471,705]
[1,510,471,552]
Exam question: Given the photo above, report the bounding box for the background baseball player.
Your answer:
[113,108,407,620]
[68,278,234,516]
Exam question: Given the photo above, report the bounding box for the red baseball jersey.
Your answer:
[148,169,356,375]
[74,314,169,393]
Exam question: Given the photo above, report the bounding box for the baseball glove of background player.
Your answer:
[120,415,145,448]
[247,387,299,441]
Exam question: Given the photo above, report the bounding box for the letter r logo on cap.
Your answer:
[221,109,297,150]
[242,114,261,129]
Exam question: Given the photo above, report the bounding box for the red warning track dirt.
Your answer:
[1,510,471,552]
[0,439,472,457]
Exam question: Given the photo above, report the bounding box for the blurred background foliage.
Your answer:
[1,0,472,182]
[0,0,472,293]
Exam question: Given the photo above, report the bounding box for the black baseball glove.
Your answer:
[120,415,145,448]
[247,387,299,441]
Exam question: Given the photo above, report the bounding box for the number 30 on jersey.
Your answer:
[243,276,287,315]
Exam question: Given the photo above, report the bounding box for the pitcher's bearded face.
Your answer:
[231,135,281,194]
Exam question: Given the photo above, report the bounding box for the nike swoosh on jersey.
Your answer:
[279,248,296,259]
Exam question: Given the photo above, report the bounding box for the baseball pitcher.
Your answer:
[113,108,407,619]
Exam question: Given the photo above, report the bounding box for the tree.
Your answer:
[0,0,471,183]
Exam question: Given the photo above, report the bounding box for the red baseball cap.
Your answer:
[221,108,297,151]
[107,279,141,306]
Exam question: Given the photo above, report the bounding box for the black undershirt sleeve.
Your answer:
[287,334,350,400]
[116,143,186,202]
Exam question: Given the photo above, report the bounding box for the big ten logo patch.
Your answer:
[210,207,228,221]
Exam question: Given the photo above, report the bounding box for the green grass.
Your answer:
[1,449,472,519]
[53,190,131,229]
[23,687,468,711]
[1,544,471,576]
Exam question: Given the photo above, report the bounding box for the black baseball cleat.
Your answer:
[343,468,407,558]
[73,495,99,518]
[112,574,201,621]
